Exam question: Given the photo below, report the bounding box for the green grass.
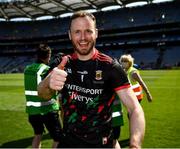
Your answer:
[120,70,180,148]
[0,74,52,148]
[0,70,180,148]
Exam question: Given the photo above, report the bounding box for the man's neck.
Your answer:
[76,48,96,61]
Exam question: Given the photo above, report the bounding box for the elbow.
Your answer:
[129,104,145,120]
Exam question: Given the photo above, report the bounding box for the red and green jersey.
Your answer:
[51,49,130,144]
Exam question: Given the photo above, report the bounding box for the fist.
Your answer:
[49,67,67,91]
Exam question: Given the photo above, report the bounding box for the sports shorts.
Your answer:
[28,111,62,141]
[112,126,121,139]
[57,129,113,148]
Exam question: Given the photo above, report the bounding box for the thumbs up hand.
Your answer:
[57,56,68,70]
[49,56,68,91]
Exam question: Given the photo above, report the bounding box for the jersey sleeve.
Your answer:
[110,59,130,91]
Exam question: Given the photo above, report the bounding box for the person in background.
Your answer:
[24,44,62,148]
[38,11,145,148]
[119,54,153,103]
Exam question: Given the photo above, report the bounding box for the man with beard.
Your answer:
[38,11,145,148]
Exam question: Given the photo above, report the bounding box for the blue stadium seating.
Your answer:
[0,1,180,73]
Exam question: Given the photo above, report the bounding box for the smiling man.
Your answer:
[38,11,145,148]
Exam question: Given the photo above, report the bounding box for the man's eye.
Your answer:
[87,30,93,33]
[74,30,80,34]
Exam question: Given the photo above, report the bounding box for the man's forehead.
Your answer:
[71,16,95,26]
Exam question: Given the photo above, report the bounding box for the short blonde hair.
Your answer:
[119,54,134,67]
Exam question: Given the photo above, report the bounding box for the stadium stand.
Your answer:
[0,0,180,73]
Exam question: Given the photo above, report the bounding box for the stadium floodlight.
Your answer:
[36,16,53,20]
[0,18,6,21]
[152,0,174,3]
[125,2,148,8]
[0,0,26,2]
[84,9,97,13]
[60,12,73,18]
[10,17,31,21]
[101,5,121,11]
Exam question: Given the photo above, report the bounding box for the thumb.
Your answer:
[57,56,68,70]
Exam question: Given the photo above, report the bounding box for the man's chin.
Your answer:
[76,49,90,55]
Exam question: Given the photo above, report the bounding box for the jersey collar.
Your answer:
[71,49,99,60]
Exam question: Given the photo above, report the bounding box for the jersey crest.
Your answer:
[95,70,102,80]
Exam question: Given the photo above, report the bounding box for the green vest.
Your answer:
[127,66,139,85]
[24,63,59,115]
[127,67,143,100]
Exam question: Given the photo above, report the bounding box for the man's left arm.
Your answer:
[116,87,145,148]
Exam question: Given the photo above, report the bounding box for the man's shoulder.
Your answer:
[24,63,35,71]
[95,50,113,63]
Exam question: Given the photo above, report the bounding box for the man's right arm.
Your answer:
[38,67,67,100]
[38,74,55,100]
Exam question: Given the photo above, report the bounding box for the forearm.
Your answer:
[38,75,55,100]
[132,72,150,95]
[117,88,146,148]
[141,82,150,95]
[129,106,145,148]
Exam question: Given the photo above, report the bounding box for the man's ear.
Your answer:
[95,28,98,38]
[68,30,71,40]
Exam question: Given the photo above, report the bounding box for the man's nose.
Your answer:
[81,32,86,40]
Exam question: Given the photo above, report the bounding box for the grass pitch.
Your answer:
[0,70,180,148]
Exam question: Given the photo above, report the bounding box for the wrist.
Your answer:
[146,91,150,95]
[129,144,140,149]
